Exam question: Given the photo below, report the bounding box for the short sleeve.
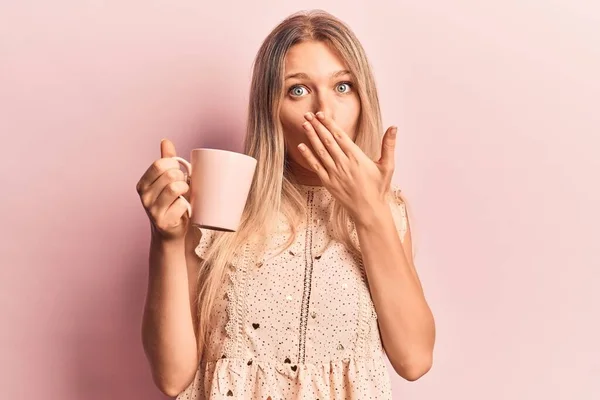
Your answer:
[193,226,216,260]
[389,184,408,243]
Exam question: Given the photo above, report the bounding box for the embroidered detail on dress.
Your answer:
[223,242,252,358]
[194,227,216,260]
[390,185,408,242]
[298,189,316,364]
[351,220,372,359]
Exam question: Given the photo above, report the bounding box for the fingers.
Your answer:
[136,139,180,195]
[302,120,337,172]
[378,126,397,172]
[140,167,187,212]
[297,143,329,184]
[303,112,348,167]
[153,177,190,222]
[160,138,177,158]
[136,157,182,195]
[136,138,191,239]
[311,111,358,159]
[161,195,191,224]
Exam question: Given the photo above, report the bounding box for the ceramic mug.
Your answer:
[172,148,257,232]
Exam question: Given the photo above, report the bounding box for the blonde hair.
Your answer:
[193,9,415,363]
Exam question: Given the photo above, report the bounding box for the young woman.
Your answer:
[137,9,435,399]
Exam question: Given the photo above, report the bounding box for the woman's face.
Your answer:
[280,41,361,180]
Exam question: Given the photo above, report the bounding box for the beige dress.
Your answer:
[176,184,408,400]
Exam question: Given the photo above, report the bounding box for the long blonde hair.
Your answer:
[193,9,415,363]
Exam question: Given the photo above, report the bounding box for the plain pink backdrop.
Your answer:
[1,1,598,399]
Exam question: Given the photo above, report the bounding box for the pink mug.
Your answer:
[172,148,257,232]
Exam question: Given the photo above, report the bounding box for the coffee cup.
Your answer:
[172,148,257,232]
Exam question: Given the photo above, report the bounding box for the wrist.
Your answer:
[353,201,392,230]
[151,231,185,250]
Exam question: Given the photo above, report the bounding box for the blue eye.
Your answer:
[289,85,307,97]
[336,82,353,93]
[288,81,354,98]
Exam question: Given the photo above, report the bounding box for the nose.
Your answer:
[312,91,334,120]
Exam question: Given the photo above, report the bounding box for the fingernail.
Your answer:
[304,112,314,121]
[316,112,325,120]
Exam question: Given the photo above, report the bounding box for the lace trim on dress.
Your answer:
[194,226,216,260]
[390,185,408,242]
[223,240,253,358]
[193,226,254,360]
[350,219,374,359]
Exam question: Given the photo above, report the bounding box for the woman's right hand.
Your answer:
[136,139,191,242]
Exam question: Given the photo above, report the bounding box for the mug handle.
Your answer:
[171,156,192,218]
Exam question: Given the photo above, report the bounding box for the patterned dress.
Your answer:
[176,183,408,400]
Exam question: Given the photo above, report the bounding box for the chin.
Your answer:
[295,155,314,171]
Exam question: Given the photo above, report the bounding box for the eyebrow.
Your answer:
[284,69,352,81]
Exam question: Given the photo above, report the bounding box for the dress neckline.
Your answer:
[296,183,326,188]
[294,183,329,193]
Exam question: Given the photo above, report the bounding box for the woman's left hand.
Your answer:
[298,111,398,227]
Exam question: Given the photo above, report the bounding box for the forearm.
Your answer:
[141,235,198,396]
[355,203,435,380]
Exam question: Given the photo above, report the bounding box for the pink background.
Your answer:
[1,1,598,399]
